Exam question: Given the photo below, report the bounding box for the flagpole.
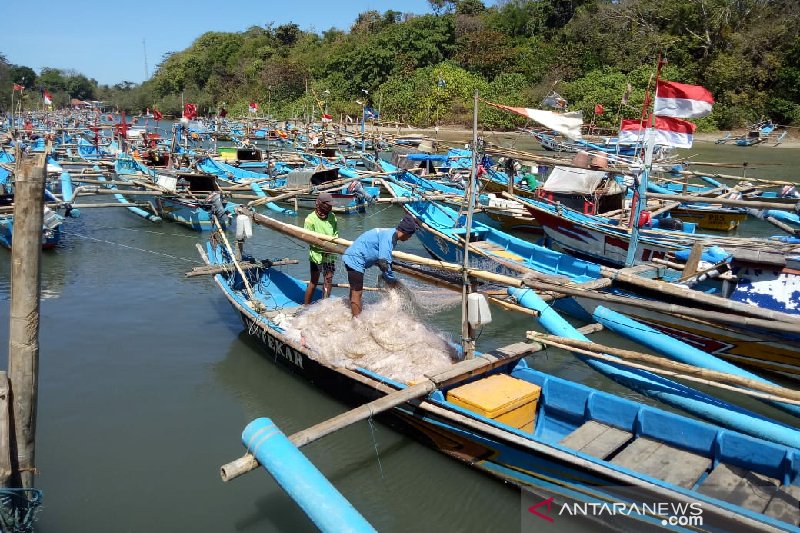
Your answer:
[625,54,666,267]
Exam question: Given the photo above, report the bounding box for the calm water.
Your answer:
[0,139,798,532]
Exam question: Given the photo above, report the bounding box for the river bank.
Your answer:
[362,124,800,149]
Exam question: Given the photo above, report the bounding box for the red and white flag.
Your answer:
[12,84,24,92]
[43,90,52,105]
[248,102,258,113]
[321,113,332,123]
[654,80,714,119]
[619,116,696,148]
[484,100,583,140]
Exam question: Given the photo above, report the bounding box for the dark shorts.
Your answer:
[345,264,364,291]
[310,261,336,274]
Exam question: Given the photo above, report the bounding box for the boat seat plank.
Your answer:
[559,421,633,460]
[763,485,800,525]
[611,438,710,488]
[698,464,778,513]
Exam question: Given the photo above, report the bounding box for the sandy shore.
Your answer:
[365,124,800,149]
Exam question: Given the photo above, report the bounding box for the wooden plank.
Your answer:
[0,372,11,487]
[560,421,632,460]
[611,438,710,488]
[698,463,778,513]
[560,421,607,450]
[763,484,800,525]
[609,437,661,468]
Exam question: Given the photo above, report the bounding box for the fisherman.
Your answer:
[303,192,338,305]
[342,214,418,317]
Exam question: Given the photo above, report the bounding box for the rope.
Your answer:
[0,488,43,533]
[63,230,198,263]
[366,405,385,480]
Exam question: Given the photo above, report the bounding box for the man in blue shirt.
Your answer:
[342,213,418,317]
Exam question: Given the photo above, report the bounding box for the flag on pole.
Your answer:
[248,102,258,114]
[654,80,714,119]
[321,113,332,123]
[183,103,197,119]
[594,104,605,115]
[619,116,696,148]
[12,84,24,92]
[153,108,163,120]
[43,90,52,106]
[484,100,583,140]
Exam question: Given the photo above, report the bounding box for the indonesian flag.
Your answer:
[619,116,696,148]
[153,108,163,120]
[321,113,332,123]
[484,100,583,140]
[43,90,52,105]
[248,102,258,113]
[654,80,714,119]
[13,84,24,92]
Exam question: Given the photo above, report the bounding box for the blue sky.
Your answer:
[1,0,442,86]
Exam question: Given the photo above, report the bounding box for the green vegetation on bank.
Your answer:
[2,0,799,130]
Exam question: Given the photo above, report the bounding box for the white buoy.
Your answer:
[467,293,492,328]
[235,214,253,240]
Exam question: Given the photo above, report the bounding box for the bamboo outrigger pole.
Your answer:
[239,208,800,333]
[220,342,541,482]
[528,333,800,406]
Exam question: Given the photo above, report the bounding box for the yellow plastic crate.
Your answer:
[446,374,541,432]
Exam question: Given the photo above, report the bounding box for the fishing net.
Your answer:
[0,488,43,533]
[287,290,459,383]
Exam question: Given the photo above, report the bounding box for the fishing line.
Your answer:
[106,226,202,239]
[64,230,198,263]
[366,406,385,480]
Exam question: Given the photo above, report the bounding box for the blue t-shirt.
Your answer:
[342,228,396,273]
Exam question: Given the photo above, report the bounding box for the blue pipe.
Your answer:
[60,171,74,202]
[593,305,800,419]
[249,182,296,216]
[242,418,376,533]
[97,174,162,223]
[700,176,723,188]
[509,287,800,448]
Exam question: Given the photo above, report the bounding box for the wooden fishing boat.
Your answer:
[114,155,235,231]
[379,172,800,381]
[204,240,800,532]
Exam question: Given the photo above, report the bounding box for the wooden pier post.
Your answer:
[7,152,46,489]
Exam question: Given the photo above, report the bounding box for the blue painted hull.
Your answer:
[206,243,800,532]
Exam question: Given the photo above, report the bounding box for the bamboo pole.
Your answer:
[527,333,800,405]
[8,152,45,489]
[646,192,800,211]
[220,341,541,482]
[242,208,800,330]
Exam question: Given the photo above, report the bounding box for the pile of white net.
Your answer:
[284,289,459,383]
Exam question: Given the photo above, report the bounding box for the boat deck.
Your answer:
[559,421,800,526]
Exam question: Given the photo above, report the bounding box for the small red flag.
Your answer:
[12,84,24,92]
[594,104,605,115]
[153,108,163,120]
[183,103,197,119]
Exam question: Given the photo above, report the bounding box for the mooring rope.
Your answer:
[63,230,198,263]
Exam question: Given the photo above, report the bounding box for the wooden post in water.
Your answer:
[7,152,46,489]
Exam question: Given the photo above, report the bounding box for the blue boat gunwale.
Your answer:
[206,241,800,532]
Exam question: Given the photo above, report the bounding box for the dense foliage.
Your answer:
[2,0,799,129]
